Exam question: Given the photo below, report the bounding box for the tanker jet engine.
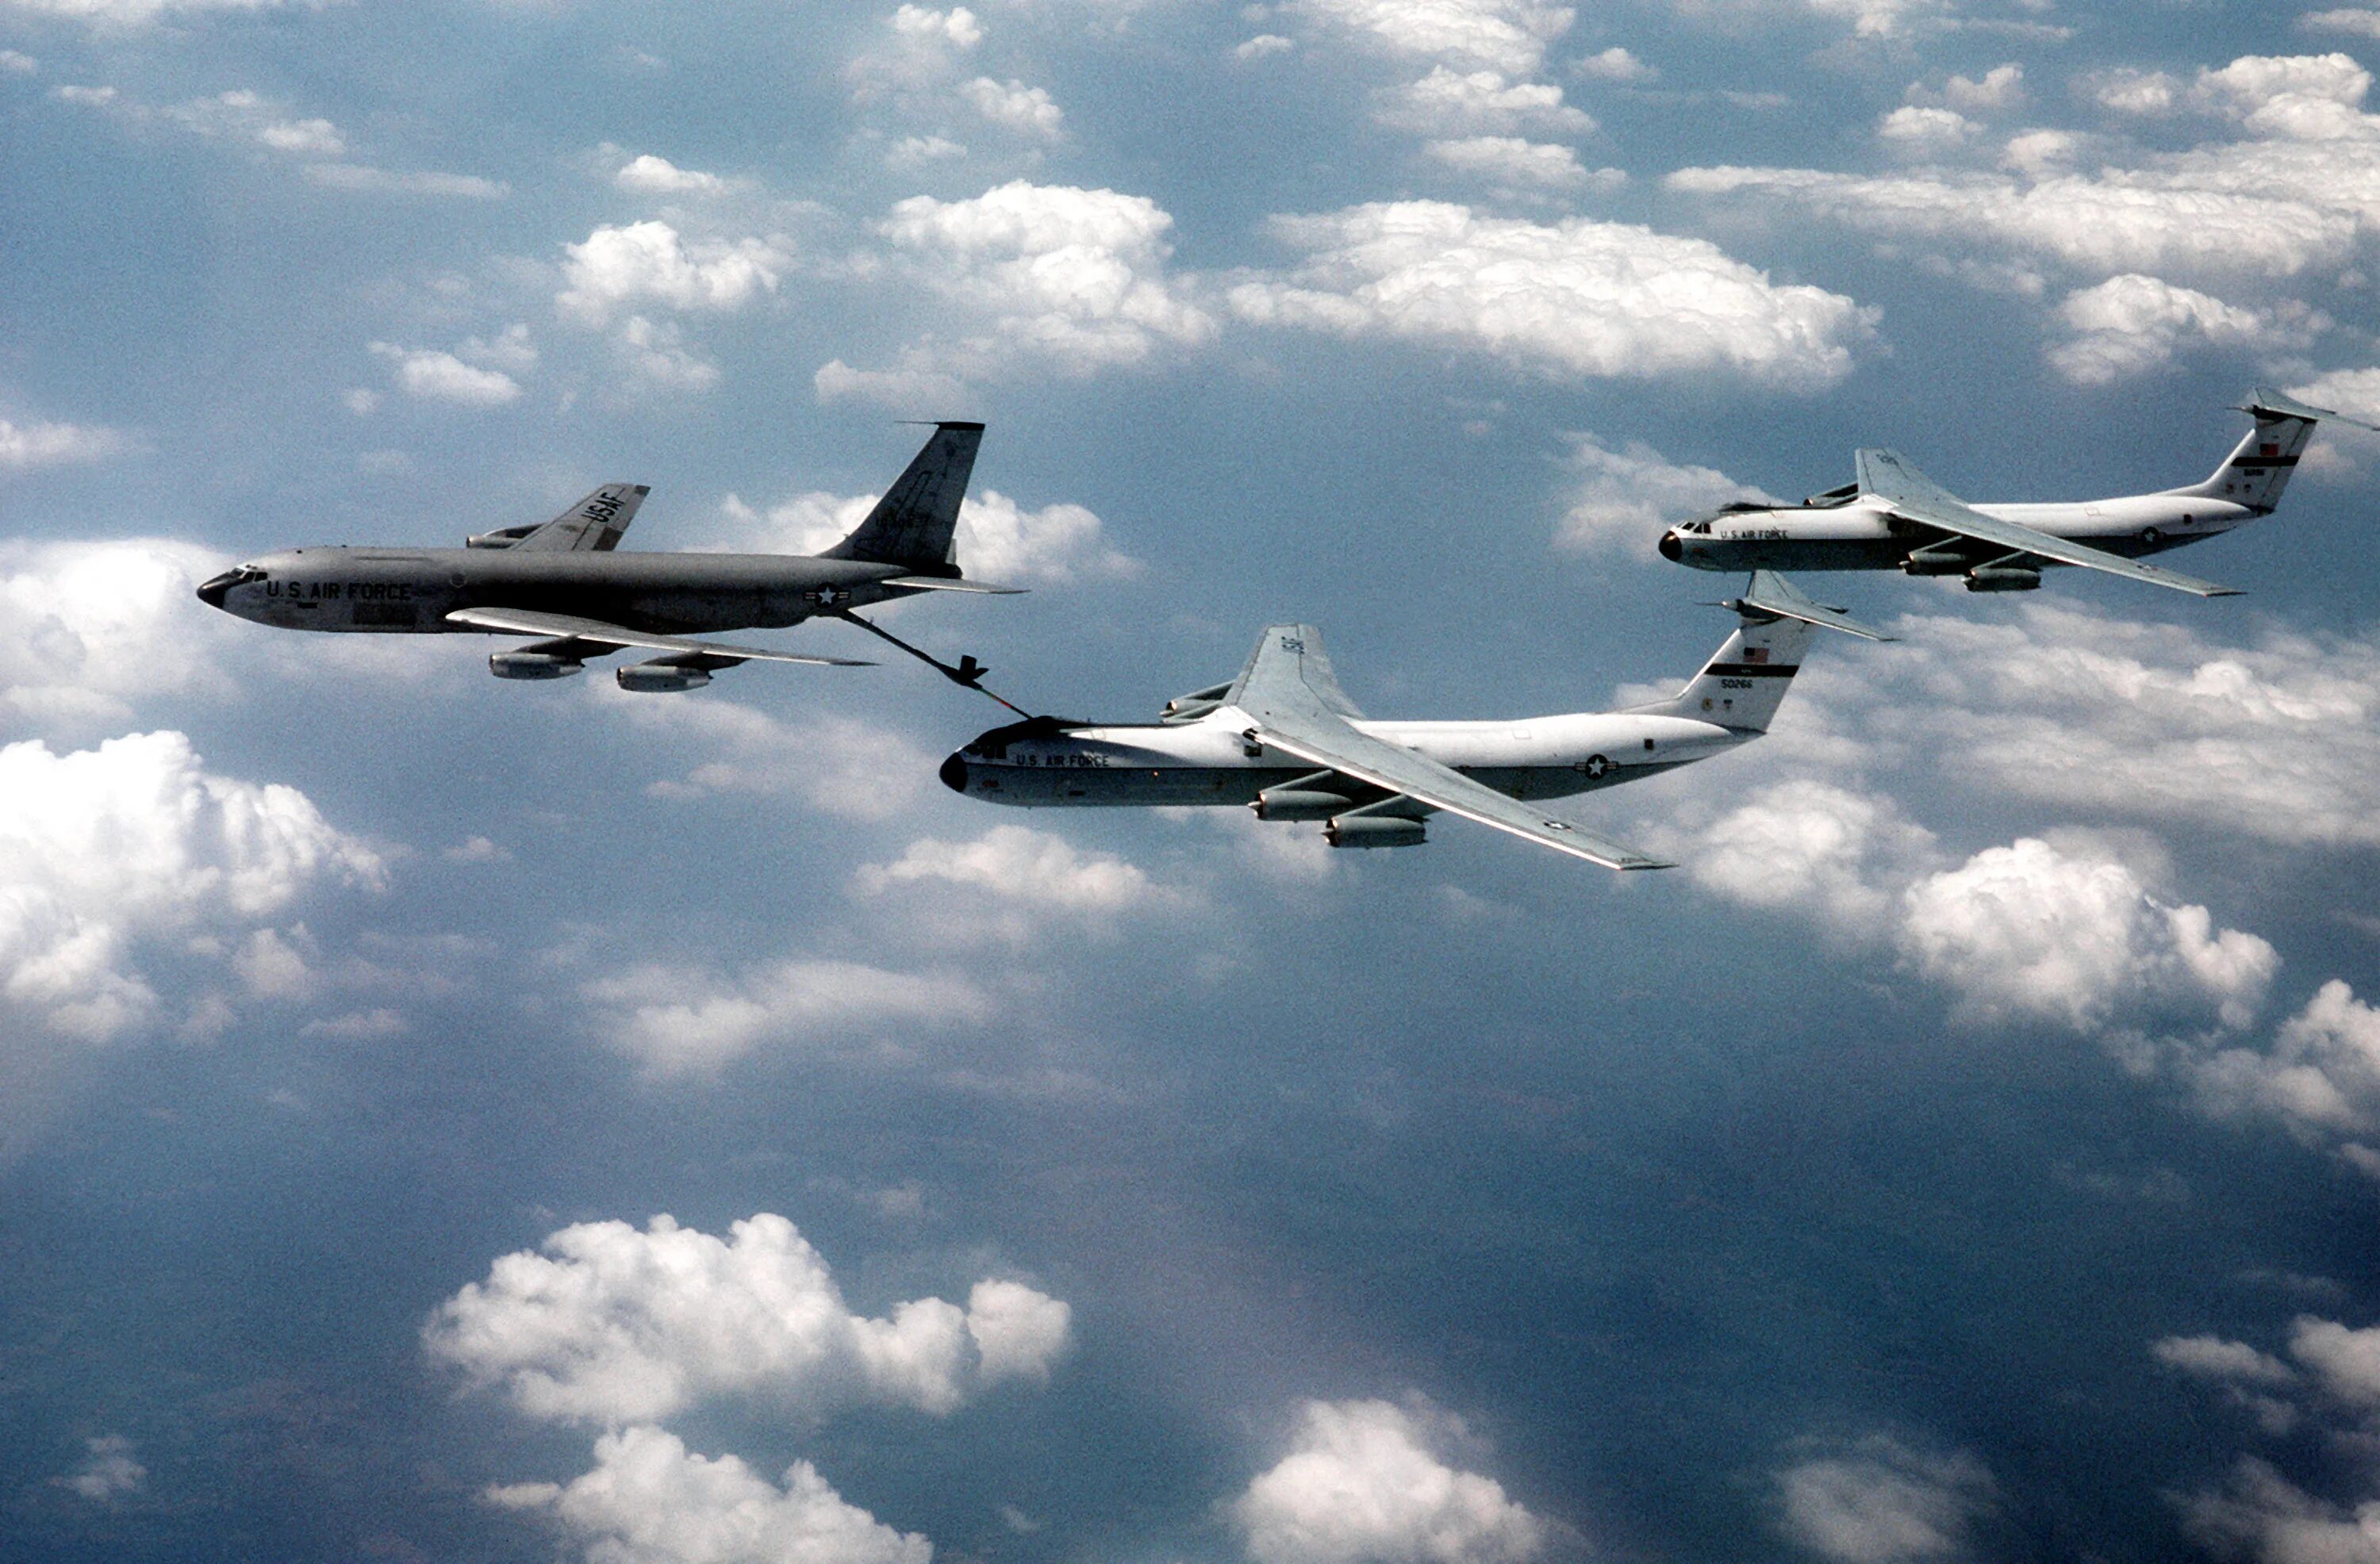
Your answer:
[195,422,1018,692]
[939,573,1884,871]
[1659,389,2380,599]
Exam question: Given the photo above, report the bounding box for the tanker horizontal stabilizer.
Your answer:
[1729,569,1895,641]
[2245,387,2380,431]
[445,607,873,667]
[1856,449,2240,598]
[881,576,1027,594]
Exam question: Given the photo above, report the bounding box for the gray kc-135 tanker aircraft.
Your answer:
[196,423,1014,692]
[1659,389,2379,599]
[939,573,1883,870]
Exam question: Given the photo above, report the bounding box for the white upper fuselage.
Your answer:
[1662,491,2257,573]
[942,705,1751,808]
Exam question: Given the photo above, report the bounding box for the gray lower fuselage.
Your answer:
[942,708,1752,808]
[202,547,926,634]
[1663,493,2257,573]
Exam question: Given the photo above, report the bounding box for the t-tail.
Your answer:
[2168,388,2380,515]
[1635,596,1815,733]
[824,421,984,577]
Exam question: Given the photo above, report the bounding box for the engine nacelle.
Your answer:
[1326,816,1426,849]
[467,523,541,550]
[1253,788,1353,822]
[616,661,712,693]
[1901,547,1971,577]
[489,650,583,680]
[1964,565,2042,592]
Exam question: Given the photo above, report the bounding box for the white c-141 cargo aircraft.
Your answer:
[1658,389,2378,599]
[195,423,1017,692]
[939,573,1883,871]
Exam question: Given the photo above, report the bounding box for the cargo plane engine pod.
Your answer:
[940,573,1886,871]
[1658,389,2380,599]
[194,423,1021,690]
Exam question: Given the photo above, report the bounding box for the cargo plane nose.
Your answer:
[1657,529,1682,562]
[939,753,969,792]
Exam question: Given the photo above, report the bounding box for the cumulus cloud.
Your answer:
[161,87,344,156]
[2176,1459,2380,1564]
[425,1213,1069,1424]
[488,1426,929,1564]
[1555,431,1775,552]
[873,181,1215,377]
[962,76,1063,138]
[892,3,981,49]
[1296,0,1574,76]
[1877,105,1977,150]
[2153,1333,2300,1389]
[1229,201,1873,389]
[1899,837,2278,1031]
[557,220,792,327]
[1773,1436,1996,1564]
[0,416,132,472]
[369,343,523,406]
[1674,779,1938,937]
[2048,274,2320,385]
[1372,66,1591,135]
[2187,979,2380,1148]
[628,696,944,820]
[585,956,990,1075]
[615,154,726,195]
[0,539,246,724]
[58,1436,144,1502]
[0,730,383,1045]
[1422,135,1591,189]
[1231,1397,1546,1564]
[853,825,1171,944]
[813,358,975,413]
[2303,10,2380,40]
[1574,46,1652,84]
[1,0,293,23]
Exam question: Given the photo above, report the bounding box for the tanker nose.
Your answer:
[1657,530,1682,562]
[939,753,969,793]
[195,570,238,608]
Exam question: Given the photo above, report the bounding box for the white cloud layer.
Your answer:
[1671,52,2380,287]
[59,1436,144,1502]
[489,1426,930,1564]
[1232,1398,1546,1564]
[1230,201,1873,389]
[426,1213,1069,1424]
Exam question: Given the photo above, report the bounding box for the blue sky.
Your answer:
[5,2,2380,1562]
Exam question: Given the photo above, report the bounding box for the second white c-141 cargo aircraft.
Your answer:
[195,423,1016,691]
[1658,389,2378,598]
[938,573,1883,871]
